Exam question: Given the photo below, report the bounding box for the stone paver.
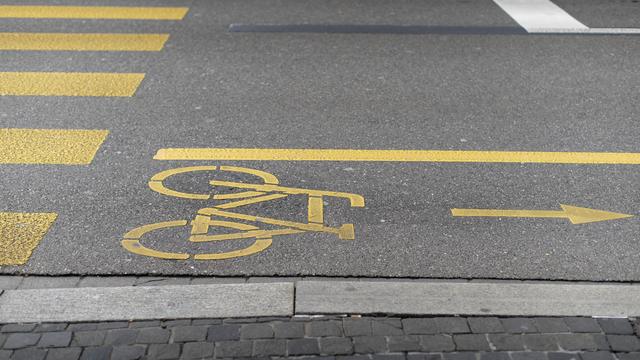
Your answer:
[182,342,214,359]
[253,339,287,356]
[46,347,82,360]
[3,333,40,349]
[0,315,636,358]
[36,332,71,348]
[171,326,208,342]
[137,327,170,344]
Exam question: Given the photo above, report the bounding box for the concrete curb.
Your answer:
[0,283,293,323]
[296,281,640,317]
[1,279,639,322]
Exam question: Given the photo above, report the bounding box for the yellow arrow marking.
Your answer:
[154,148,640,165]
[451,204,633,224]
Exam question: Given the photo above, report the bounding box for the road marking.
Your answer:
[0,212,57,265]
[0,33,169,51]
[492,0,588,32]
[123,166,364,260]
[452,204,633,224]
[0,72,144,97]
[583,28,640,35]
[0,128,109,165]
[229,24,640,36]
[155,148,640,165]
[0,6,188,20]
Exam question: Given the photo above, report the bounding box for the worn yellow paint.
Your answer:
[191,228,303,242]
[215,193,288,209]
[219,165,279,184]
[0,128,108,165]
[122,220,190,260]
[0,6,189,20]
[124,166,364,260]
[122,240,190,260]
[190,219,259,237]
[308,196,324,224]
[0,72,144,97]
[451,204,633,224]
[193,239,273,260]
[122,218,277,260]
[199,208,356,240]
[155,148,640,165]
[211,180,366,207]
[0,33,169,51]
[149,165,281,201]
[0,212,57,265]
[150,166,217,200]
[214,191,265,200]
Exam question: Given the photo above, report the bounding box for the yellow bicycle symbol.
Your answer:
[122,165,364,260]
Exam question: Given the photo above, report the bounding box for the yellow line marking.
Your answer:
[190,219,259,236]
[0,33,169,51]
[155,148,640,165]
[308,196,324,223]
[216,193,288,209]
[200,208,356,240]
[0,212,57,265]
[150,166,218,200]
[0,6,189,20]
[0,72,144,97]
[451,204,633,224]
[193,239,273,260]
[210,179,366,207]
[214,191,266,200]
[0,128,109,165]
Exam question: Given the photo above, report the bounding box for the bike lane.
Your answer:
[1,0,639,281]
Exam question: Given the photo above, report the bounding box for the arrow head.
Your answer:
[560,204,634,224]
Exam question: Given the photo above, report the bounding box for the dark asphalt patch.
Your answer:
[228,24,528,35]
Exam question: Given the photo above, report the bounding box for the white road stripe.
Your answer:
[581,28,640,34]
[530,28,640,34]
[493,0,588,33]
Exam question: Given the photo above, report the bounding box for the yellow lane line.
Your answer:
[0,128,109,165]
[0,72,144,97]
[0,33,169,51]
[0,212,57,266]
[0,6,188,20]
[154,148,640,165]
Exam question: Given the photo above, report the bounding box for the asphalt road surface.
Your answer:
[1,0,639,281]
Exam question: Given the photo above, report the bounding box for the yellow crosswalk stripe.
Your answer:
[0,72,144,97]
[0,33,170,51]
[0,128,109,165]
[0,212,57,266]
[0,6,188,20]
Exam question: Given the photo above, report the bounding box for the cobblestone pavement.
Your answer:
[0,316,638,360]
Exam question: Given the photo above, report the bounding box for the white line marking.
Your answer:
[529,28,640,35]
[493,0,588,33]
[582,28,640,34]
